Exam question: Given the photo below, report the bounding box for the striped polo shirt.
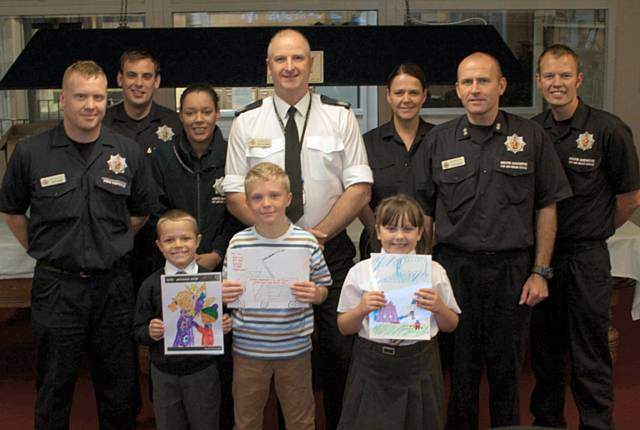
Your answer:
[223,224,332,360]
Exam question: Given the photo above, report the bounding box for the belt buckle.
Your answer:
[382,346,396,356]
[79,271,92,279]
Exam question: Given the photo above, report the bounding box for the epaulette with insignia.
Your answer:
[320,94,351,109]
[234,99,263,117]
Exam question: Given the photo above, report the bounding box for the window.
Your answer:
[409,9,607,112]
[173,11,377,112]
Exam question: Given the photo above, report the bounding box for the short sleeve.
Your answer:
[603,123,640,194]
[339,108,373,188]
[223,116,250,193]
[0,142,32,215]
[431,261,461,314]
[533,125,572,209]
[337,264,364,313]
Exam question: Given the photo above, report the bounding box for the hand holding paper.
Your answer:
[222,280,244,304]
[149,318,164,341]
[359,291,387,315]
[291,281,328,305]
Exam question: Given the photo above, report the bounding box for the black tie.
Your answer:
[176,270,186,274]
[285,106,304,222]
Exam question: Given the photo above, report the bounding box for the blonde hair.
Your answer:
[374,194,427,254]
[244,162,290,193]
[62,60,107,87]
[157,209,199,237]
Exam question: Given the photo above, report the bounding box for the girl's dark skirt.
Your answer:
[337,336,444,430]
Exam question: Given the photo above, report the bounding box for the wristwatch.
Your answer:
[532,265,554,280]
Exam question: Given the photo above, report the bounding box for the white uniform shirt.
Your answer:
[164,259,198,275]
[337,257,461,346]
[223,92,373,229]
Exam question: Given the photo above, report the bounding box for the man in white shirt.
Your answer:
[223,28,373,429]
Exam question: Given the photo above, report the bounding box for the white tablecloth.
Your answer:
[0,217,35,279]
[607,221,640,320]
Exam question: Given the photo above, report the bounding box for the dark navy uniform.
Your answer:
[104,102,182,289]
[150,125,242,430]
[360,118,434,257]
[104,101,181,156]
[150,125,243,268]
[0,123,154,429]
[416,111,571,429]
[529,100,640,430]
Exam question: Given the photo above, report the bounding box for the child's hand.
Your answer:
[149,318,164,341]
[222,313,232,334]
[222,280,244,304]
[291,281,328,305]
[358,291,387,315]
[414,288,446,314]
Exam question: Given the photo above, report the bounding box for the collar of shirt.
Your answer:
[51,122,111,149]
[111,101,161,124]
[380,118,432,152]
[542,97,590,135]
[251,223,294,242]
[174,126,225,171]
[456,110,507,143]
[273,91,311,127]
[164,259,198,275]
[378,248,417,255]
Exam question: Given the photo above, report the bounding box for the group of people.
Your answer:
[1,26,639,430]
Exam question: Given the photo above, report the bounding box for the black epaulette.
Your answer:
[320,94,351,109]
[234,99,263,117]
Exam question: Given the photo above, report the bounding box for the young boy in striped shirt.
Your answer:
[221,162,331,430]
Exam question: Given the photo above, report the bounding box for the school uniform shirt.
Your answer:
[223,92,373,229]
[133,262,217,376]
[364,118,434,210]
[533,99,640,241]
[104,101,182,156]
[416,111,572,252]
[337,255,460,346]
[150,126,242,261]
[0,123,154,271]
[222,225,332,360]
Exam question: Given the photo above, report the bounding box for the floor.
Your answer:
[1,287,639,429]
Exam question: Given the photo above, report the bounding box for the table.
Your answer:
[607,220,640,320]
[0,217,34,308]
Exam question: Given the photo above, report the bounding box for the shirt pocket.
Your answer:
[305,136,344,181]
[32,178,79,223]
[493,160,535,205]
[94,175,132,223]
[565,153,602,196]
[369,159,402,203]
[436,164,476,216]
[246,137,285,165]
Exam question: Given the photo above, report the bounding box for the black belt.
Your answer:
[37,260,117,279]
[437,243,530,258]
[355,336,431,358]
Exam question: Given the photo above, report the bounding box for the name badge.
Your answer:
[101,176,127,188]
[40,173,66,188]
[249,138,272,148]
[441,156,466,170]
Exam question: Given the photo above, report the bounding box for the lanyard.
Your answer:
[273,94,313,146]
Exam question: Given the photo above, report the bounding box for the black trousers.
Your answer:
[314,230,355,430]
[530,240,613,430]
[435,245,532,430]
[31,263,138,430]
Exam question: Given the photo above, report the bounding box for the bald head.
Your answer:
[267,29,311,59]
[455,52,506,125]
[457,52,503,81]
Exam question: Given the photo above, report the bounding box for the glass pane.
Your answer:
[173,11,376,111]
[0,15,145,128]
[410,9,607,109]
